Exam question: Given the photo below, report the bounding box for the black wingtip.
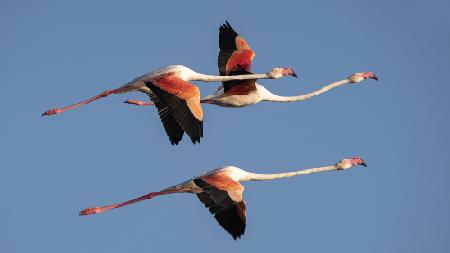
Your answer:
[220,20,237,35]
[230,230,244,240]
[191,138,200,145]
[170,138,181,145]
[220,20,232,30]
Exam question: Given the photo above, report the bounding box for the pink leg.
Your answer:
[42,87,128,116]
[124,99,155,106]
[200,99,215,104]
[123,99,214,106]
[79,189,177,216]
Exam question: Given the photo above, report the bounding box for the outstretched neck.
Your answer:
[262,79,350,102]
[245,165,338,181]
[192,73,271,82]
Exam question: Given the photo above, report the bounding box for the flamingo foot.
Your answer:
[124,99,154,106]
[42,108,64,116]
[79,207,102,216]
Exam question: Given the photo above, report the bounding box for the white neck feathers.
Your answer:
[243,165,338,181]
[192,73,271,82]
[260,79,351,102]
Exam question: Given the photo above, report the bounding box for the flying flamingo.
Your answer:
[124,71,378,107]
[208,21,377,107]
[79,157,367,239]
[125,21,378,108]
[42,65,296,144]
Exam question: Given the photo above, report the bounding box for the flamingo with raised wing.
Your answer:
[205,21,377,107]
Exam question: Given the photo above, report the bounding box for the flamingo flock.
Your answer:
[125,22,377,108]
[43,21,377,239]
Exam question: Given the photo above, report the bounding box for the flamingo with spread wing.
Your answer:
[80,157,367,239]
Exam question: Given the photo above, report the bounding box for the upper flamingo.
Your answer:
[79,157,367,239]
[205,21,377,107]
[42,65,295,145]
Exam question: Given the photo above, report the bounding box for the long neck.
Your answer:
[244,165,338,181]
[263,79,350,102]
[192,73,271,82]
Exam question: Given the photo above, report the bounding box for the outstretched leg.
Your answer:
[42,87,130,116]
[124,99,213,106]
[79,188,178,216]
[124,99,155,106]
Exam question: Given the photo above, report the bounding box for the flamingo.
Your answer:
[79,157,367,239]
[125,71,378,107]
[125,21,378,108]
[208,21,377,107]
[42,65,296,145]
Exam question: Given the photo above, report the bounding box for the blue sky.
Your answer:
[2,0,450,252]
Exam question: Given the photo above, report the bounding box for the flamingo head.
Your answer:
[348,72,378,83]
[268,67,298,79]
[336,157,367,170]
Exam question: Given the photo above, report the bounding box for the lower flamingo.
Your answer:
[80,157,367,239]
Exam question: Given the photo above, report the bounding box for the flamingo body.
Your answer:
[119,65,204,145]
[117,65,198,93]
[202,85,262,107]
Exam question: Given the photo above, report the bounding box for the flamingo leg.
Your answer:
[79,189,177,216]
[124,99,155,106]
[42,87,128,116]
[124,99,213,106]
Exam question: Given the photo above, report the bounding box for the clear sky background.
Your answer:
[2,0,450,252]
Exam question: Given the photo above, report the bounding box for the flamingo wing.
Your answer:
[194,174,246,240]
[218,21,255,75]
[146,90,185,145]
[145,74,203,145]
[218,22,257,94]
[222,66,257,95]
